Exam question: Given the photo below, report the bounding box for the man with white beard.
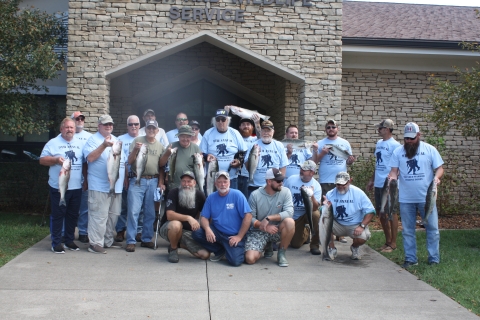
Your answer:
[324,172,375,260]
[159,171,208,263]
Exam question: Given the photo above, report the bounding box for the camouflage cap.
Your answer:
[98,114,114,124]
[175,125,194,137]
[325,119,337,127]
[335,172,350,184]
[261,120,274,130]
[300,160,317,171]
[375,119,395,129]
[215,171,230,180]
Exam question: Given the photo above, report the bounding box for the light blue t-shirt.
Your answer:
[40,135,84,190]
[201,189,251,236]
[325,185,375,226]
[284,174,322,220]
[167,128,202,144]
[240,136,258,177]
[75,130,92,148]
[83,132,126,194]
[374,137,401,188]
[316,137,353,183]
[389,142,443,203]
[245,139,289,187]
[117,133,137,174]
[285,147,312,178]
[200,127,247,179]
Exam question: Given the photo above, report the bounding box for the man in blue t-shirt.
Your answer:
[366,119,401,253]
[388,122,444,268]
[192,171,252,266]
[325,172,375,260]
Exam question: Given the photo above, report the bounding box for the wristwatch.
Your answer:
[360,223,366,229]
[266,217,271,222]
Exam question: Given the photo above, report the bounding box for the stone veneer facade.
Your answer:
[66,0,343,139]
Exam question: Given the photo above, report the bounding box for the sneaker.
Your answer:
[135,233,142,242]
[337,236,347,243]
[114,230,125,242]
[277,248,289,267]
[209,251,226,262]
[63,242,80,251]
[141,241,154,249]
[310,248,321,255]
[168,246,179,263]
[264,242,273,258]
[105,242,123,249]
[350,245,361,260]
[51,244,65,254]
[126,244,135,252]
[402,261,418,269]
[428,261,439,266]
[78,234,89,243]
[88,244,106,254]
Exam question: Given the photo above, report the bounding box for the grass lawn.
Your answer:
[368,229,480,316]
[0,212,50,267]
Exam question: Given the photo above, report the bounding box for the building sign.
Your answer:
[170,0,312,22]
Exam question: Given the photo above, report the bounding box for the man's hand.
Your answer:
[228,235,242,247]
[133,142,143,151]
[56,156,65,165]
[205,228,216,243]
[102,136,114,148]
[322,195,331,206]
[265,224,278,235]
[311,142,318,154]
[230,159,241,168]
[124,177,129,189]
[353,225,364,237]
[259,218,269,231]
[286,144,293,155]
[346,155,356,165]
[188,217,200,231]
[82,180,88,192]
[158,182,166,191]
[251,113,260,124]
[207,154,216,162]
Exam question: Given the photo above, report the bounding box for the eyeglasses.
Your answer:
[191,127,200,131]
[75,116,85,121]
[102,123,113,126]
[128,123,140,126]
[216,117,227,122]
[404,137,417,141]
[326,126,337,130]
[176,118,188,122]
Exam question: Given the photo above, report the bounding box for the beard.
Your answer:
[261,136,272,144]
[337,186,349,195]
[239,127,253,138]
[179,186,196,209]
[404,139,420,159]
[217,186,229,194]
[271,184,282,192]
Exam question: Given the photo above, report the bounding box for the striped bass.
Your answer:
[167,147,178,186]
[206,158,219,196]
[247,144,260,183]
[58,159,71,206]
[107,140,122,196]
[300,186,315,236]
[319,202,335,261]
[224,105,270,121]
[325,144,352,161]
[135,144,148,186]
[423,180,438,224]
[281,139,315,150]
[192,153,205,193]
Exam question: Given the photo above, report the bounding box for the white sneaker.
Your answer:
[350,245,361,260]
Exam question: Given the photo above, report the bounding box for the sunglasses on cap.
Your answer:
[216,117,227,122]
[128,123,140,126]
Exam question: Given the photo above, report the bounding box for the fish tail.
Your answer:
[135,179,141,186]
[59,198,66,207]
[109,189,115,197]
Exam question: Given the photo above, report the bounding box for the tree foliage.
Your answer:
[0,0,66,136]
[426,10,480,138]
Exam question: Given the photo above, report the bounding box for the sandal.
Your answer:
[379,243,389,250]
[381,245,397,253]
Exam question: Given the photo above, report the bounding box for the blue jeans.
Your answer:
[126,177,157,244]
[77,189,89,235]
[192,225,245,267]
[238,176,249,199]
[116,187,143,233]
[229,178,238,190]
[400,202,440,264]
[49,187,81,247]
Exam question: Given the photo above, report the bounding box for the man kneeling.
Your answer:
[159,171,209,263]
[245,168,295,267]
[325,172,375,260]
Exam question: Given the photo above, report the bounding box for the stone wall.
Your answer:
[67,0,343,135]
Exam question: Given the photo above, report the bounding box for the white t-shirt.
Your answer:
[139,127,169,147]
[240,136,258,178]
[285,147,312,178]
[374,137,401,188]
[284,174,322,220]
[40,135,84,190]
[325,185,375,226]
[389,142,444,203]
[200,127,247,179]
[316,137,352,183]
[83,132,126,194]
[245,139,289,187]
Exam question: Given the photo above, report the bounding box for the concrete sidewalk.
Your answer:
[0,236,477,319]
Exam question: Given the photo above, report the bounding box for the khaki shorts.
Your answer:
[159,221,205,254]
[332,221,371,241]
[245,230,281,252]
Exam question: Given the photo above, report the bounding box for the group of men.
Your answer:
[40,106,443,269]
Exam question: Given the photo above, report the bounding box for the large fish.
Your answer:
[167,147,178,185]
[206,158,219,196]
[224,105,270,121]
[135,144,148,186]
[247,144,260,183]
[423,180,438,224]
[281,139,316,150]
[300,186,315,236]
[319,203,335,261]
[192,153,205,193]
[107,140,123,196]
[379,178,399,221]
[379,177,391,216]
[58,159,71,206]
[388,179,398,221]
[325,144,352,161]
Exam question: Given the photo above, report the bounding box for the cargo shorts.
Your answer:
[159,221,205,254]
[245,230,281,252]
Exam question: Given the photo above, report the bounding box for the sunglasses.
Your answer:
[216,117,227,122]
[102,123,113,126]
[404,137,417,141]
[75,116,85,121]
[326,126,337,129]
[128,123,140,126]
[176,118,188,121]
[191,127,200,131]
